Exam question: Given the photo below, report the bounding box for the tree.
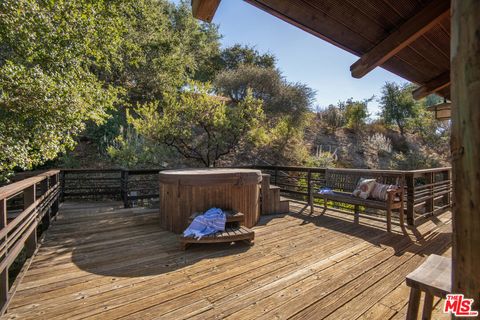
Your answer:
[214,64,315,164]
[319,104,346,130]
[129,81,264,167]
[98,0,221,105]
[379,82,418,135]
[195,44,276,82]
[88,0,222,158]
[219,44,276,71]
[409,99,451,155]
[214,64,314,124]
[0,0,124,180]
[342,98,371,129]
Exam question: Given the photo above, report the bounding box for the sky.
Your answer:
[178,0,409,115]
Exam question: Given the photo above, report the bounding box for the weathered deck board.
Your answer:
[2,200,451,319]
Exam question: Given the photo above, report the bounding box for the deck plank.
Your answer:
[2,201,451,320]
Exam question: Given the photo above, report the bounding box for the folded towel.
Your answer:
[183,208,226,240]
[318,187,334,195]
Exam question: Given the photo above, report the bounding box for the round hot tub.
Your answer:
[159,168,262,233]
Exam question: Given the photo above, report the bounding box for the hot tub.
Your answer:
[159,168,262,233]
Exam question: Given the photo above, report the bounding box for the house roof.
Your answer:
[192,0,451,99]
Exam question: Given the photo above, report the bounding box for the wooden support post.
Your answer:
[52,172,60,218]
[51,195,59,218]
[41,208,50,231]
[405,173,415,226]
[24,185,37,258]
[442,169,451,206]
[121,170,130,208]
[307,170,313,213]
[451,0,480,311]
[23,185,35,210]
[0,199,8,313]
[354,205,360,224]
[60,171,65,202]
[273,168,278,186]
[425,172,434,214]
[25,229,37,258]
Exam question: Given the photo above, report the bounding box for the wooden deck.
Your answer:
[2,201,451,319]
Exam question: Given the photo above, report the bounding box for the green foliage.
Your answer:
[306,152,336,168]
[106,126,173,168]
[379,82,418,135]
[129,81,265,167]
[264,117,310,165]
[392,150,442,170]
[342,98,371,129]
[319,105,346,130]
[218,44,276,71]
[196,44,276,82]
[409,101,451,155]
[214,64,314,119]
[99,0,221,105]
[0,61,119,179]
[0,0,126,179]
[0,0,223,179]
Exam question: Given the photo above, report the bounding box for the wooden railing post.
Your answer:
[40,177,51,231]
[51,173,59,218]
[273,167,278,186]
[60,171,65,202]
[121,170,130,208]
[0,199,8,314]
[443,169,451,206]
[307,170,313,213]
[425,172,434,214]
[24,185,37,258]
[405,173,415,226]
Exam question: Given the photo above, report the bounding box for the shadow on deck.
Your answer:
[2,200,451,320]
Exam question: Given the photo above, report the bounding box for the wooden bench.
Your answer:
[405,254,451,319]
[179,211,255,250]
[312,169,405,232]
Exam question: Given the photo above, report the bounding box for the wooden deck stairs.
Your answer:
[180,210,254,250]
[260,173,290,214]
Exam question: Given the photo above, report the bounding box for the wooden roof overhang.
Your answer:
[192,0,451,100]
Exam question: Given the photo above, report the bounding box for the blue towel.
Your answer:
[183,208,226,240]
[318,187,334,195]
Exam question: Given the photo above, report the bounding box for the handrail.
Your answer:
[61,169,162,207]
[0,170,59,200]
[0,170,60,315]
[250,165,452,226]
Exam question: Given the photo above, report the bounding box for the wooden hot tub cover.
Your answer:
[159,168,262,186]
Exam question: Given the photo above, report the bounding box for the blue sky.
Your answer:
[180,1,409,115]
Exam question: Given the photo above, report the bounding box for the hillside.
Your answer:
[305,125,450,170]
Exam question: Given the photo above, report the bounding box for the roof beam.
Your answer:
[412,71,450,100]
[191,0,221,23]
[350,0,450,78]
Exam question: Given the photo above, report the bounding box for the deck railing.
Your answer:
[250,165,452,225]
[60,166,452,225]
[0,170,60,314]
[61,169,162,208]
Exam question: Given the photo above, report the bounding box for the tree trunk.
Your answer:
[451,0,480,311]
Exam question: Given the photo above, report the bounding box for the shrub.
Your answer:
[318,105,345,129]
[366,133,392,155]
